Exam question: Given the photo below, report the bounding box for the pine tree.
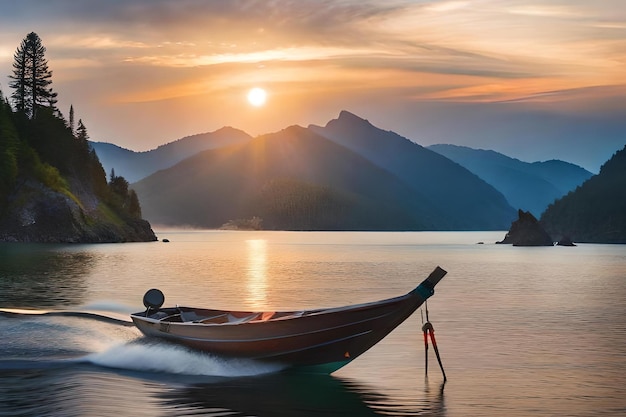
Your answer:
[68,105,75,136]
[128,189,142,217]
[8,32,57,118]
[75,118,91,160]
[76,118,88,142]
[9,42,28,114]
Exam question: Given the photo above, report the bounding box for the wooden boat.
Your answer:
[131,266,447,373]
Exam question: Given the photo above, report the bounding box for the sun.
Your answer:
[247,87,267,107]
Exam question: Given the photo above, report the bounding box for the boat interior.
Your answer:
[144,307,306,325]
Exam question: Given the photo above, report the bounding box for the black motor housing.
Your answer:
[143,288,165,310]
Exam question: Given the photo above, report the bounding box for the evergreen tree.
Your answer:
[128,189,142,217]
[10,43,28,114]
[74,118,92,169]
[76,118,88,142]
[109,174,129,198]
[68,105,75,136]
[8,32,57,118]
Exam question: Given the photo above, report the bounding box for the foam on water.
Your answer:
[86,341,287,377]
[1,307,285,378]
[79,300,137,314]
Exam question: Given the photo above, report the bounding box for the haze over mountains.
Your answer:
[91,127,252,183]
[134,125,445,230]
[309,111,514,229]
[91,110,600,231]
[130,111,518,230]
[428,144,593,218]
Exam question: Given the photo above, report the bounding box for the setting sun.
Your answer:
[247,87,267,107]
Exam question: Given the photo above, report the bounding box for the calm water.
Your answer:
[1,231,625,416]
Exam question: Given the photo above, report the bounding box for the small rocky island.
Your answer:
[497,209,554,246]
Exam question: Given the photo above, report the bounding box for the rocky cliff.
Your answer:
[0,178,156,243]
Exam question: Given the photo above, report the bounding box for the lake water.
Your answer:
[1,230,625,416]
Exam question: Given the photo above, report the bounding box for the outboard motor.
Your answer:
[143,288,165,317]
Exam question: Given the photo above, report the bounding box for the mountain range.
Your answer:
[130,111,516,230]
[309,111,514,229]
[133,125,436,230]
[427,144,593,218]
[91,127,252,183]
[90,110,602,232]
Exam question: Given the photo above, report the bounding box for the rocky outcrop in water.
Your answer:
[497,209,553,246]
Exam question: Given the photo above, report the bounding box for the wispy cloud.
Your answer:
[507,4,584,18]
[424,1,469,12]
[3,0,623,93]
[0,0,624,164]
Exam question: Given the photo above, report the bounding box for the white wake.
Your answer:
[86,341,286,377]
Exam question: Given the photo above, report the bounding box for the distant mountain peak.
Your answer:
[283,124,307,134]
[163,126,251,148]
[337,110,365,121]
[330,110,373,128]
[307,111,378,135]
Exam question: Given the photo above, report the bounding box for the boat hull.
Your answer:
[131,266,447,372]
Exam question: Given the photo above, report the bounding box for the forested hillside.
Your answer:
[541,145,626,243]
[0,32,155,242]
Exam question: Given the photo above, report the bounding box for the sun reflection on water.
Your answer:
[245,239,268,309]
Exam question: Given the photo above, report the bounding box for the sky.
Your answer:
[0,0,625,173]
